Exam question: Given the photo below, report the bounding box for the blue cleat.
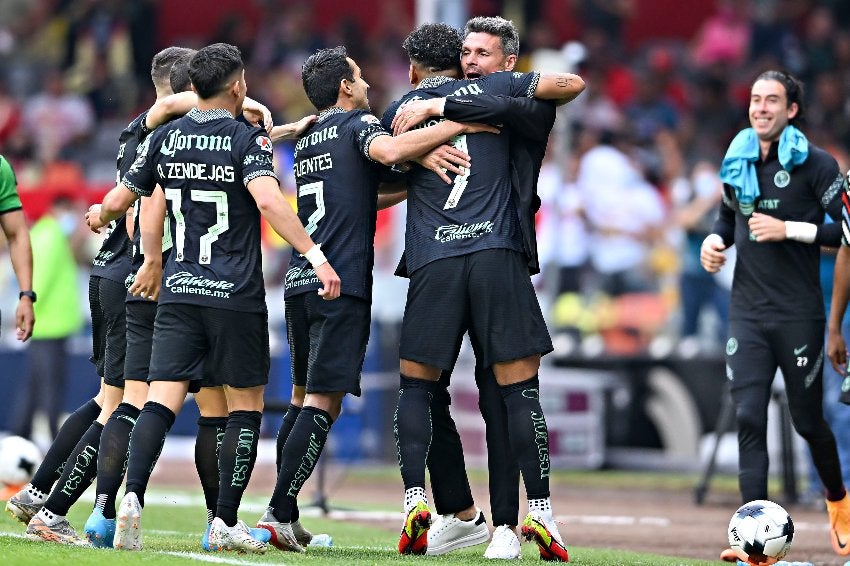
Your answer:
[83,508,116,548]
[202,522,270,551]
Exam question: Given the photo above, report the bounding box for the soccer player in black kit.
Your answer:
[383,23,584,560]
[253,45,497,553]
[84,50,277,551]
[11,46,197,544]
[86,43,341,554]
[700,70,850,562]
[392,17,570,560]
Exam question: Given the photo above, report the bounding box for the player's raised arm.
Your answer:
[532,72,585,105]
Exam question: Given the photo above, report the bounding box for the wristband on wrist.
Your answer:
[784,221,817,243]
[702,234,724,249]
[304,244,327,267]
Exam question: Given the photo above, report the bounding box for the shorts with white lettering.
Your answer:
[285,293,369,396]
[148,304,269,389]
[400,248,553,370]
[89,276,127,387]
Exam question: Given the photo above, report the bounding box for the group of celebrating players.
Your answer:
[5,14,585,561]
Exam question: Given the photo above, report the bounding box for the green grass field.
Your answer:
[0,472,730,566]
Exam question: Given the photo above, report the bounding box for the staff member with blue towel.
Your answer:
[700,69,850,563]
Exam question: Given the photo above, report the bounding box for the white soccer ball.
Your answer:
[0,436,42,487]
[727,499,794,565]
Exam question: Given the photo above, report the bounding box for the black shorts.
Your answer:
[285,293,369,396]
[88,276,127,386]
[124,300,157,384]
[400,248,552,370]
[125,301,204,393]
[148,304,270,389]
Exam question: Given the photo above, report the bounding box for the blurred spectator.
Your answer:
[580,27,635,108]
[670,160,730,354]
[11,196,85,441]
[576,127,666,297]
[679,74,741,164]
[800,5,838,82]
[572,0,636,50]
[571,65,624,134]
[623,68,681,146]
[0,77,26,160]
[537,147,590,305]
[806,72,850,151]
[690,0,751,70]
[22,69,94,165]
[63,0,136,119]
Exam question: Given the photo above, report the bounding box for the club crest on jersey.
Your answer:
[360,114,380,125]
[774,170,790,188]
[256,136,273,152]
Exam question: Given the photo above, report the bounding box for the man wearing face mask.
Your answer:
[11,195,85,441]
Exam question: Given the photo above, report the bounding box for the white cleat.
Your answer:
[209,517,268,554]
[114,492,142,551]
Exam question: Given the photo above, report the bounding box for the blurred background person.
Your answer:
[11,195,85,443]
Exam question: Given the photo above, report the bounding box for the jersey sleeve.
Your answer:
[241,131,278,186]
[443,95,555,142]
[807,150,844,246]
[840,180,850,247]
[482,70,540,99]
[0,156,22,213]
[351,110,390,162]
[380,101,401,131]
[122,134,157,197]
[711,184,736,246]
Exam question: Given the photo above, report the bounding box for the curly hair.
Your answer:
[463,16,519,57]
[402,23,463,73]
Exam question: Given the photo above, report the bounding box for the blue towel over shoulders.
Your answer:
[719,125,809,211]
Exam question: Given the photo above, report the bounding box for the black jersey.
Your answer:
[382,72,538,274]
[712,141,844,321]
[125,110,174,302]
[285,107,388,301]
[123,107,277,313]
[91,113,150,283]
[442,95,556,275]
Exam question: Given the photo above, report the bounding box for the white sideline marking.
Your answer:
[558,514,671,526]
[162,551,291,565]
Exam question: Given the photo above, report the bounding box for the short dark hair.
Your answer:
[169,50,196,93]
[464,16,519,57]
[301,46,353,111]
[753,69,806,125]
[402,23,463,74]
[151,46,195,90]
[189,43,243,99]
